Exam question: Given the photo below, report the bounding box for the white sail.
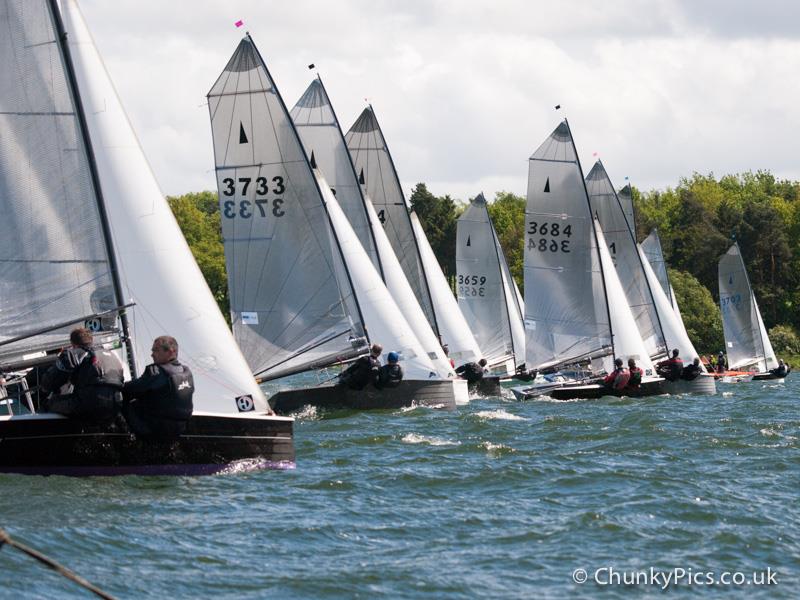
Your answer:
[321,178,442,380]
[456,194,519,372]
[290,78,382,275]
[524,121,611,370]
[617,183,636,235]
[586,161,665,359]
[207,38,367,381]
[594,222,654,375]
[62,0,269,413]
[639,246,706,372]
[345,107,439,335]
[411,213,482,363]
[498,237,526,370]
[641,230,674,307]
[364,198,454,378]
[718,243,776,371]
[289,78,450,376]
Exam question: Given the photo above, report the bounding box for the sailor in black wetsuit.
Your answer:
[681,357,703,381]
[656,348,684,382]
[338,343,382,390]
[123,335,194,440]
[376,351,403,389]
[770,359,788,378]
[456,358,488,384]
[40,327,124,424]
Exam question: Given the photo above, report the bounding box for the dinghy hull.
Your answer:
[512,378,666,401]
[269,379,466,413]
[662,374,717,395]
[0,412,294,476]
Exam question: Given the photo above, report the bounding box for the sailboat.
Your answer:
[207,38,467,412]
[288,77,456,382]
[511,121,664,400]
[456,193,525,380]
[345,107,484,370]
[718,243,788,381]
[640,230,716,393]
[0,0,293,475]
[586,163,715,394]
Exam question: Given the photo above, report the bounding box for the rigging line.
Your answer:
[0,528,116,600]
[2,272,110,324]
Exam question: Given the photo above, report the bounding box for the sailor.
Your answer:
[456,358,488,384]
[442,344,455,369]
[603,358,630,390]
[656,348,684,381]
[40,327,124,424]
[122,335,194,440]
[627,358,643,390]
[681,357,703,381]
[770,359,788,378]
[376,351,404,389]
[338,343,382,390]
[716,351,726,374]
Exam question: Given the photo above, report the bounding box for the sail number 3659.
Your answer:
[221,176,286,219]
[527,220,571,253]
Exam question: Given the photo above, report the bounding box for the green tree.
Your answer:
[166,191,229,320]
[487,191,525,291]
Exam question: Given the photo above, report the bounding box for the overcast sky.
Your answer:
[78,0,800,203]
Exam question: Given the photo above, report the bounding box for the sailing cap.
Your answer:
[387,352,399,363]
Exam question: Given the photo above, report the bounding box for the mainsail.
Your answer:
[617,183,636,235]
[586,161,666,359]
[0,0,115,359]
[290,78,382,276]
[290,78,451,376]
[524,121,611,370]
[456,193,524,371]
[208,38,366,380]
[640,230,673,306]
[345,107,438,336]
[718,243,777,372]
[209,37,441,381]
[54,0,270,413]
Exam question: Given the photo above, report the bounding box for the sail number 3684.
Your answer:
[221,176,286,218]
[527,221,571,253]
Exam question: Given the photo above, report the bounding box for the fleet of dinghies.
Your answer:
[0,5,789,476]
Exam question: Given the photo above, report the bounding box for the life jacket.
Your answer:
[377,363,403,389]
[72,348,125,392]
[155,362,194,421]
[612,368,631,390]
[340,355,380,390]
[628,367,643,388]
[458,362,485,384]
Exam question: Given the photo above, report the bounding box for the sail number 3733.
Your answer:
[221,176,286,218]
[527,221,571,253]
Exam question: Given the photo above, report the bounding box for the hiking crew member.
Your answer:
[376,351,404,389]
[338,343,382,390]
[603,358,630,391]
[716,351,726,374]
[123,335,194,440]
[681,357,703,381]
[627,358,643,390]
[770,359,788,378]
[657,348,684,381]
[40,327,124,424]
[456,358,488,384]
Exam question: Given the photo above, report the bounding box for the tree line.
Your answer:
[168,170,800,356]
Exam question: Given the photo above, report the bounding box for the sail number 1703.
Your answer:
[527,220,572,253]
[221,176,286,219]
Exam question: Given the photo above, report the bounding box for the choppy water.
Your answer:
[2,378,798,598]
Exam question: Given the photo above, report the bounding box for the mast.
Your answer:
[47,0,137,375]
[315,76,385,281]
[367,105,441,339]
[567,120,615,361]
[246,35,370,350]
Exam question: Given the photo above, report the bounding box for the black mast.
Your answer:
[47,0,137,375]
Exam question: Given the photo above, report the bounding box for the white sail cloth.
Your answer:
[411,213,482,364]
[62,0,269,413]
[718,243,777,372]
